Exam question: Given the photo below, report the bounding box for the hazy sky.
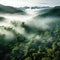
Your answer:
[0,0,60,7]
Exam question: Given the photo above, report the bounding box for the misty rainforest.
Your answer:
[0,4,60,60]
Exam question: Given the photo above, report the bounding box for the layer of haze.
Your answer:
[0,0,60,7]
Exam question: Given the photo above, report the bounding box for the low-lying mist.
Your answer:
[0,7,60,46]
[0,6,60,60]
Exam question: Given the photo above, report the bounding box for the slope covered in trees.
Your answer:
[0,6,60,60]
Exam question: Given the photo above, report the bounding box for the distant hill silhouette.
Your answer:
[36,6,60,17]
[0,4,26,14]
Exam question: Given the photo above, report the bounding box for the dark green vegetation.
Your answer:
[0,6,60,60]
[0,17,5,21]
[0,22,60,60]
[36,6,60,18]
[0,4,26,14]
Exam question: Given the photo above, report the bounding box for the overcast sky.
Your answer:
[0,0,60,7]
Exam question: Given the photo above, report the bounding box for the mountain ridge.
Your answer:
[37,6,60,17]
[0,4,26,14]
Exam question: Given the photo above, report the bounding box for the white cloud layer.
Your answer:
[0,0,60,7]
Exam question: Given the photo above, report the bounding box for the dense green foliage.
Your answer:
[0,6,60,60]
[0,22,60,60]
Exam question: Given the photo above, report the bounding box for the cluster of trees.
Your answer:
[0,22,60,60]
[23,27,60,60]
